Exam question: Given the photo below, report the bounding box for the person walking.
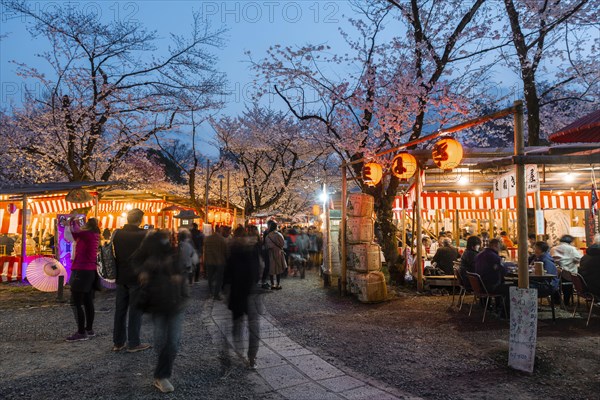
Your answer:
[111,208,151,353]
[259,221,275,288]
[265,221,286,290]
[224,226,261,369]
[65,217,100,342]
[204,226,228,300]
[132,230,189,393]
[177,228,199,285]
[189,222,204,282]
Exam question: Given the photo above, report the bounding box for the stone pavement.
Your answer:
[207,294,422,400]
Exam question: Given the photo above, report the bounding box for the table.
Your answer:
[505,273,557,321]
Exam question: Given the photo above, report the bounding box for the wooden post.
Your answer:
[514,101,529,289]
[415,165,424,292]
[488,209,494,237]
[340,165,347,295]
[454,209,460,247]
[20,196,27,273]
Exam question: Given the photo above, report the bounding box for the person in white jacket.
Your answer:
[550,234,582,306]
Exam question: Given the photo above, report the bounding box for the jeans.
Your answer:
[113,284,144,347]
[71,290,94,334]
[232,294,260,362]
[206,264,224,297]
[153,311,184,379]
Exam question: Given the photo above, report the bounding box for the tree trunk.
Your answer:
[522,75,541,146]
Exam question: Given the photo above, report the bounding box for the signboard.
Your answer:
[494,165,539,199]
[535,210,545,235]
[508,287,538,373]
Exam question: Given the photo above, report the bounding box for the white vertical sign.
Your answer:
[509,287,538,373]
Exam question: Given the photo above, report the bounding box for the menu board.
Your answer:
[508,287,538,373]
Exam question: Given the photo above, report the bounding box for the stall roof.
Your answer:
[0,181,116,197]
[549,109,600,143]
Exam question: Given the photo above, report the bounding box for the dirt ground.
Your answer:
[0,271,599,400]
[263,270,600,400]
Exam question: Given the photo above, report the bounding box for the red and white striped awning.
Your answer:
[98,214,159,230]
[393,209,517,221]
[395,191,590,211]
[0,207,22,234]
[29,196,96,214]
[97,201,168,214]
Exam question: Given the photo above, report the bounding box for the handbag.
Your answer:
[98,242,117,280]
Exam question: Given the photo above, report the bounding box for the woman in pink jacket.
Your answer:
[66,217,101,342]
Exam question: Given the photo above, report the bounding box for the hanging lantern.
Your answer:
[7,203,17,214]
[362,162,383,186]
[312,204,320,216]
[391,153,417,180]
[432,138,463,170]
[207,210,215,224]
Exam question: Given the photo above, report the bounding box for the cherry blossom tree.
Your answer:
[501,0,598,144]
[212,105,326,217]
[0,0,226,182]
[252,0,495,265]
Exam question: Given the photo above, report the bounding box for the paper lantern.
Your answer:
[214,212,222,224]
[362,162,383,186]
[432,138,463,170]
[7,203,17,214]
[391,153,417,180]
[207,210,215,223]
[312,204,320,216]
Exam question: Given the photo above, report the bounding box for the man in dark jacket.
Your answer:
[111,208,150,353]
[190,223,204,282]
[431,238,460,275]
[475,239,510,315]
[579,237,600,297]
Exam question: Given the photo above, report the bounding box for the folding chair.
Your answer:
[453,265,469,311]
[467,272,506,323]
[570,273,600,327]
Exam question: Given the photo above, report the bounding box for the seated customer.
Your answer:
[474,239,510,315]
[530,241,560,303]
[431,238,460,275]
[459,236,482,290]
[579,235,600,297]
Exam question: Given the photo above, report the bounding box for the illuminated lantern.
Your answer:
[432,138,463,170]
[391,153,417,180]
[362,162,383,186]
[207,210,215,224]
[312,204,320,216]
[214,211,222,224]
[222,212,231,224]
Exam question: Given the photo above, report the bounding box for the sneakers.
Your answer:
[112,344,126,352]
[261,282,271,289]
[248,358,257,370]
[126,343,151,353]
[154,378,174,393]
[86,330,95,337]
[65,332,88,342]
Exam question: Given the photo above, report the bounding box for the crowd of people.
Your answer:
[58,208,324,394]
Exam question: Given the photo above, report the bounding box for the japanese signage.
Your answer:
[508,287,538,373]
[493,165,539,199]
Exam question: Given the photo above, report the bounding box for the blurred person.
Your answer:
[459,236,482,290]
[480,231,490,249]
[500,231,514,248]
[25,232,38,255]
[422,236,433,260]
[527,233,537,263]
[204,226,228,300]
[0,233,15,256]
[177,229,199,285]
[224,226,261,369]
[111,208,151,353]
[296,227,310,264]
[260,221,276,288]
[431,238,460,275]
[133,230,189,393]
[266,221,286,290]
[189,222,204,282]
[307,227,319,269]
[102,228,112,243]
[66,217,100,342]
[579,234,600,297]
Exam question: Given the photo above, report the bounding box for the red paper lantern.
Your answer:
[7,203,17,214]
